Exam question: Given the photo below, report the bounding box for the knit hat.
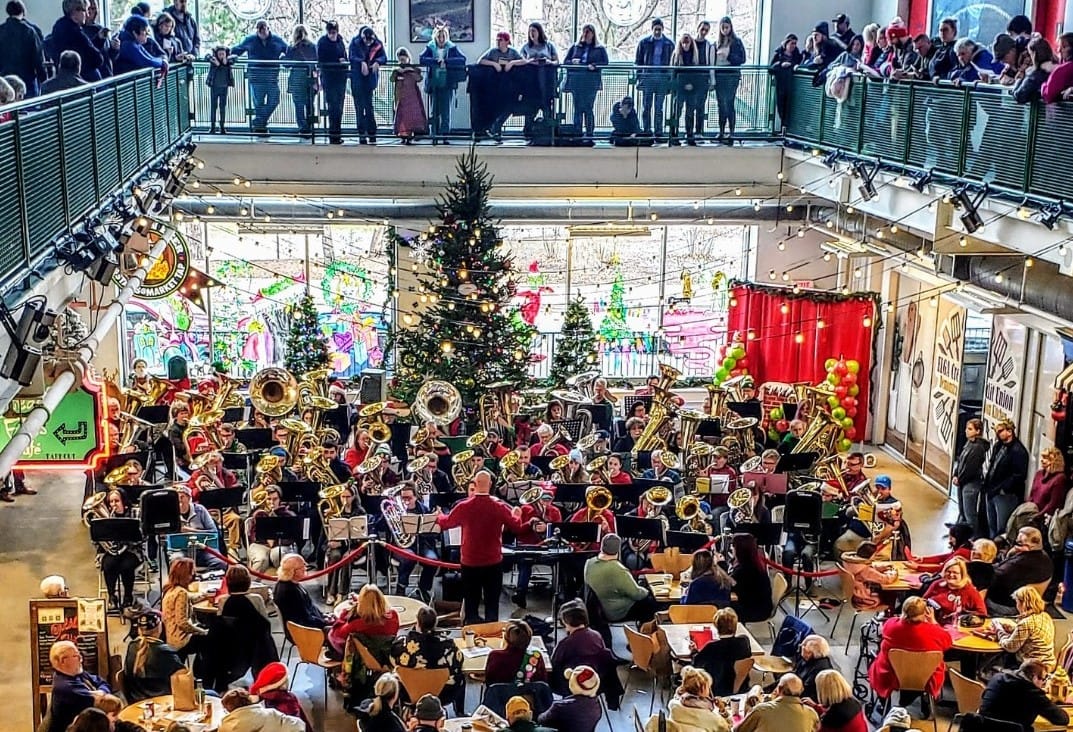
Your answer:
[813,21,830,37]
[874,475,892,489]
[414,694,444,721]
[250,662,289,696]
[565,665,600,697]
[132,610,162,630]
[568,448,584,464]
[506,696,531,720]
[883,707,912,730]
[885,17,909,41]
[600,533,622,556]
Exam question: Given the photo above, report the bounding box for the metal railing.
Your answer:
[186,60,777,140]
[784,72,1073,202]
[527,332,712,381]
[0,65,192,292]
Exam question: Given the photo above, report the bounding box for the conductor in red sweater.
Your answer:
[868,596,952,703]
[435,470,524,624]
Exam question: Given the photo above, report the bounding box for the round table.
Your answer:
[946,624,1002,653]
[752,654,794,675]
[385,594,425,628]
[444,718,475,732]
[118,695,226,730]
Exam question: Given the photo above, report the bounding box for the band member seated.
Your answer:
[532,423,569,457]
[329,584,400,657]
[412,450,453,499]
[344,426,373,472]
[612,417,645,452]
[778,420,807,454]
[390,605,465,710]
[642,449,681,484]
[392,483,439,603]
[216,423,245,453]
[189,450,238,498]
[604,453,633,485]
[545,399,566,423]
[728,533,773,623]
[321,441,352,482]
[324,483,364,605]
[247,485,297,573]
[512,484,562,608]
[434,470,525,624]
[635,375,659,395]
[552,449,589,483]
[706,446,738,484]
[167,402,192,475]
[621,488,670,571]
[721,480,770,533]
[834,475,899,557]
[92,489,144,611]
[584,533,659,623]
[758,449,780,473]
[627,400,649,422]
[561,486,617,600]
[512,445,545,480]
[175,486,227,570]
[738,377,760,404]
[485,429,511,459]
[130,358,151,390]
[840,452,868,496]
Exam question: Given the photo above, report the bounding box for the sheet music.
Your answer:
[401,514,441,535]
[327,516,370,541]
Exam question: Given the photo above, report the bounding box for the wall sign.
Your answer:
[0,385,107,469]
[925,297,966,482]
[30,598,110,727]
[982,315,1027,432]
[114,230,189,300]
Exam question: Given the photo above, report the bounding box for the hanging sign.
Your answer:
[0,382,108,469]
[982,315,1027,433]
[113,230,222,311]
[925,298,965,482]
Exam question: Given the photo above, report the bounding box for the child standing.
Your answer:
[390,48,427,143]
[205,46,234,134]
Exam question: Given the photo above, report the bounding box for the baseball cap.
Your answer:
[833,13,849,24]
[874,475,892,489]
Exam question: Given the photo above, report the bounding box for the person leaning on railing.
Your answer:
[348,25,386,144]
[711,16,745,143]
[635,17,674,139]
[51,0,106,81]
[285,23,317,138]
[1041,32,1073,103]
[562,24,607,141]
[768,34,802,130]
[419,25,466,144]
[231,20,287,134]
[668,32,705,146]
[114,16,167,78]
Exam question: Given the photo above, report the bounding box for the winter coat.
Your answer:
[230,33,286,84]
[162,5,199,54]
[867,617,951,699]
[561,42,608,93]
[218,703,305,732]
[114,31,166,74]
[51,15,105,80]
[206,57,235,90]
[665,694,731,732]
[1013,67,1050,104]
[0,17,46,88]
[954,437,988,487]
[983,437,1029,498]
[348,27,386,90]
[419,40,466,92]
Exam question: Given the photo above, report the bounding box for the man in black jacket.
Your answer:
[634,17,674,140]
[272,553,330,631]
[0,0,45,96]
[979,660,1069,732]
[986,527,1053,616]
[983,419,1029,539]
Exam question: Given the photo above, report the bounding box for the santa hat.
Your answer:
[565,665,600,697]
[250,662,290,696]
[885,17,909,40]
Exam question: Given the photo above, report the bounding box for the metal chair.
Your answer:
[732,657,755,694]
[287,621,341,707]
[888,648,943,732]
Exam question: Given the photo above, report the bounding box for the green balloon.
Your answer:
[846,360,860,374]
[827,373,840,385]
[831,407,847,421]
[824,358,837,371]
[848,385,860,397]
[731,346,746,359]
[715,367,729,381]
[770,407,784,420]
[837,438,853,452]
[841,417,854,429]
[723,358,737,371]
[827,396,840,409]
[767,429,780,442]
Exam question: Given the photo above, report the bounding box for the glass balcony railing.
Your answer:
[0,65,192,292]
[783,72,1073,202]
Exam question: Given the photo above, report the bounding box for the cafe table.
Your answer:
[662,622,765,660]
[118,695,225,731]
[945,622,1002,679]
[870,561,924,592]
[384,594,425,628]
[454,636,549,675]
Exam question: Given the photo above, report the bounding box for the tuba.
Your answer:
[413,380,462,427]
[791,408,844,458]
[676,495,710,533]
[303,446,339,485]
[479,381,516,434]
[809,454,849,497]
[685,442,716,475]
[381,491,415,548]
[631,363,681,457]
[677,409,706,453]
[356,454,386,496]
[249,367,300,418]
[724,416,758,459]
[254,453,283,488]
[498,451,523,483]
[727,487,754,525]
[81,491,110,525]
[407,454,434,496]
[584,484,613,522]
[705,384,729,419]
[317,482,350,522]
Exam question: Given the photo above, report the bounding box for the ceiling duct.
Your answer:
[954,255,1073,323]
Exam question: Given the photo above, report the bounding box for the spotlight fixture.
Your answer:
[951,184,988,234]
[909,170,933,193]
[1037,202,1065,231]
[852,160,880,202]
[822,150,842,170]
[0,300,57,386]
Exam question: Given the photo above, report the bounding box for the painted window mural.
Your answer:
[123,223,390,379]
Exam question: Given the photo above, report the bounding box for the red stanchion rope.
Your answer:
[201,542,368,583]
[379,541,463,570]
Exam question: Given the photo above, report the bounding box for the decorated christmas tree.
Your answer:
[387,152,535,408]
[599,266,630,341]
[550,295,597,386]
[284,293,331,374]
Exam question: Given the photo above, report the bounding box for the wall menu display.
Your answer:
[30,598,109,726]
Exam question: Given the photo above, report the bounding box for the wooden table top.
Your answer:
[869,562,924,592]
[662,622,765,660]
[454,636,549,674]
[752,654,794,674]
[384,594,425,628]
[945,623,1003,653]
[650,578,683,603]
[118,695,225,730]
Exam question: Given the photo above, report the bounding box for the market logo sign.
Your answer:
[113,230,190,300]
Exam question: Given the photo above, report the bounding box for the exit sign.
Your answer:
[0,385,107,469]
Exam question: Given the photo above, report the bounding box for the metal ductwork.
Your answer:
[955,255,1073,323]
[172,197,811,225]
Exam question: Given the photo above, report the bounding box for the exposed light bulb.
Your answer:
[794,332,804,344]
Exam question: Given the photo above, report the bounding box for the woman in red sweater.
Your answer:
[923,557,986,624]
[868,596,952,701]
[329,585,399,654]
[815,669,867,732]
[1028,448,1067,519]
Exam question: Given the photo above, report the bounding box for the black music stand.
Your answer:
[531,455,554,476]
[623,395,652,416]
[776,453,818,474]
[89,517,143,545]
[735,522,783,548]
[666,530,711,553]
[550,483,588,507]
[726,401,762,420]
[236,428,273,451]
[782,489,826,620]
[634,451,653,472]
[361,495,386,519]
[277,481,320,504]
[121,483,163,504]
[577,403,613,432]
[550,522,598,546]
[136,405,170,424]
[615,515,666,549]
[430,491,466,510]
[697,419,722,438]
[610,483,644,508]
[252,515,304,546]
[221,452,249,471]
[197,487,245,512]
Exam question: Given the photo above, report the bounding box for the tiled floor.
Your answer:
[1,449,1067,731]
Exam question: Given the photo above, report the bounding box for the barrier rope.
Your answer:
[201,542,368,583]
[379,542,463,570]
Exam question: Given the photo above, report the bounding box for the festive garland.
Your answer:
[321,260,374,314]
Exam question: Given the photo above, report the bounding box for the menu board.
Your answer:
[30,599,109,726]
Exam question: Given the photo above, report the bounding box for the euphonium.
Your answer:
[585,485,613,522]
[413,380,462,427]
[705,384,729,419]
[727,487,754,525]
[810,454,849,497]
[81,491,110,525]
[721,374,748,401]
[407,454,434,496]
[685,442,716,475]
[366,419,392,445]
[303,447,339,485]
[381,492,415,548]
[585,455,609,484]
[249,367,300,418]
[254,454,283,488]
[277,418,313,462]
[451,449,476,487]
[318,482,349,521]
[357,454,385,495]
[250,486,272,512]
[466,430,489,453]
[549,389,586,419]
[676,495,709,532]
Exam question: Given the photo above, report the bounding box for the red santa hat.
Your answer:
[885,17,909,40]
[250,662,290,696]
[565,665,600,697]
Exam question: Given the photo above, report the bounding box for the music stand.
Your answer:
[197,487,245,512]
[665,530,710,553]
[89,517,143,545]
[577,403,613,432]
[531,455,554,476]
[236,428,273,451]
[609,483,644,507]
[697,419,722,438]
[277,481,320,504]
[222,407,245,424]
[775,453,817,474]
[251,515,304,546]
[136,405,170,425]
[430,491,465,510]
[221,452,249,472]
[361,495,386,518]
[632,477,673,491]
[121,483,162,504]
[726,401,762,420]
[735,522,783,547]
[623,395,652,416]
[550,483,587,507]
[782,489,825,619]
[634,451,653,472]
[550,522,598,545]
[615,515,665,549]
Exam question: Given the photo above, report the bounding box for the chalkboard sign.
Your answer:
[30,598,109,727]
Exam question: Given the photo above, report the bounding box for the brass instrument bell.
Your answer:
[518,485,545,505]
[412,380,462,427]
[549,453,571,472]
[249,367,300,417]
[643,485,673,507]
[406,454,431,474]
[584,484,613,521]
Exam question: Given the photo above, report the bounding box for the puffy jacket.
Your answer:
[218,704,305,732]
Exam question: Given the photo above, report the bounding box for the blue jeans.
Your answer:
[782,533,815,588]
[249,81,280,129]
[430,88,454,137]
[571,88,597,137]
[396,546,438,595]
[986,493,1020,538]
[351,79,377,138]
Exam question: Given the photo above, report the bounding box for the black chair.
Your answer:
[482,681,553,719]
[585,587,613,648]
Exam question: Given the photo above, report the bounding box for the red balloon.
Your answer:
[847,407,858,418]
[730,369,742,377]
[844,426,857,441]
[841,397,856,410]
[843,372,858,385]
[834,385,848,399]
[736,357,749,369]
[775,419,790,432]
[834,361,848,376]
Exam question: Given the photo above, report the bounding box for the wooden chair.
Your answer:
[624,626,664,715]
[947,669,985,732]
[287,621,341,706]
[834,564,890,653]
[732,657,755,694]
[667,604,718,624]
[462,621,508,640]
[888,648,943,732]
[349,635,392,676]
[651,549,693,578]
[766,571,789,642]
[395,666,451,707]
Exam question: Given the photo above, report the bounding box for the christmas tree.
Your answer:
[284,293,331,374]
[387,151,535,409]
[599,268,630,340]
[550,294,597,386]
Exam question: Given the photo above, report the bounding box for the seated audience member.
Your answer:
[736,673,819,732]
[411,695,446,732]
[485,619,548,686]
[583,533,659,623]
[65,708,113,732]
[979,660,1070,732]
[909,523,974,570]
[815,669,866,732]
[649,665,729,732]
[682,548,733,607]
[216,565,279,688]
[729,532,773,623]
[161,557,209,658]
[45,640,112,732]
[550,601,612,691]
[215,564,268,618]
[691,607,752,696]
[987,527,1053,617]
[538,665,602,732]
[273,553,331,630]
[353,672,407,732]
[390,605,465,710]
[94,694,147,732]
[249,662,312,732]
[40,574,69,598]
[42,50,86,93]
[993,586,1056,670]
[967,538,998,591]
[795,635,836,701]
[506,695,554,732]
[867,596,952,703]
[329,584,399,656]
[922,556,986,624]
[123,612,184,702]
[842,541,899,610]
[219,688,304,732]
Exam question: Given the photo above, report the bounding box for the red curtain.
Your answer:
[725,282,878,434]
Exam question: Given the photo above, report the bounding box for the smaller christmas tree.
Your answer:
[550,294,598,386]
[284,293,331,374]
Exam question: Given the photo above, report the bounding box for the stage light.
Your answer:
[952,185,988,234]
[910,170,933,193]
[1037,202,1064,231]
[852,160,879,202]
[0,301,57,386]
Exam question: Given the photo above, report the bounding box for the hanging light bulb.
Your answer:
[853,268,863,278]
[206,205,215,214]
[929,296,938,307]
[890,224,899,234]
[995,272,1004,283]
[441,340,453,353]
[1025,257,1034,268]
[846,206,855,214]
[781,272,790,281]
[777,241,786,251]
[817,319,825,329]
[779,303,790,315]
[862,316,873,327]
[768,269,777,280]
[823,252,832,262]
[959,237,967,247]
[797,229,805,238]
[794,332,804,344]
[886,302,895,313]
[841,286,850,296]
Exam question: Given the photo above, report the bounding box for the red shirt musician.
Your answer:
[606,454,633,485]
[568,486,617,552]
[531,424,569,458]
[188,450,238,500]
[517,485,562,546]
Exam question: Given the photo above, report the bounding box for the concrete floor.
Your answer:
[2,451,1068,731]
